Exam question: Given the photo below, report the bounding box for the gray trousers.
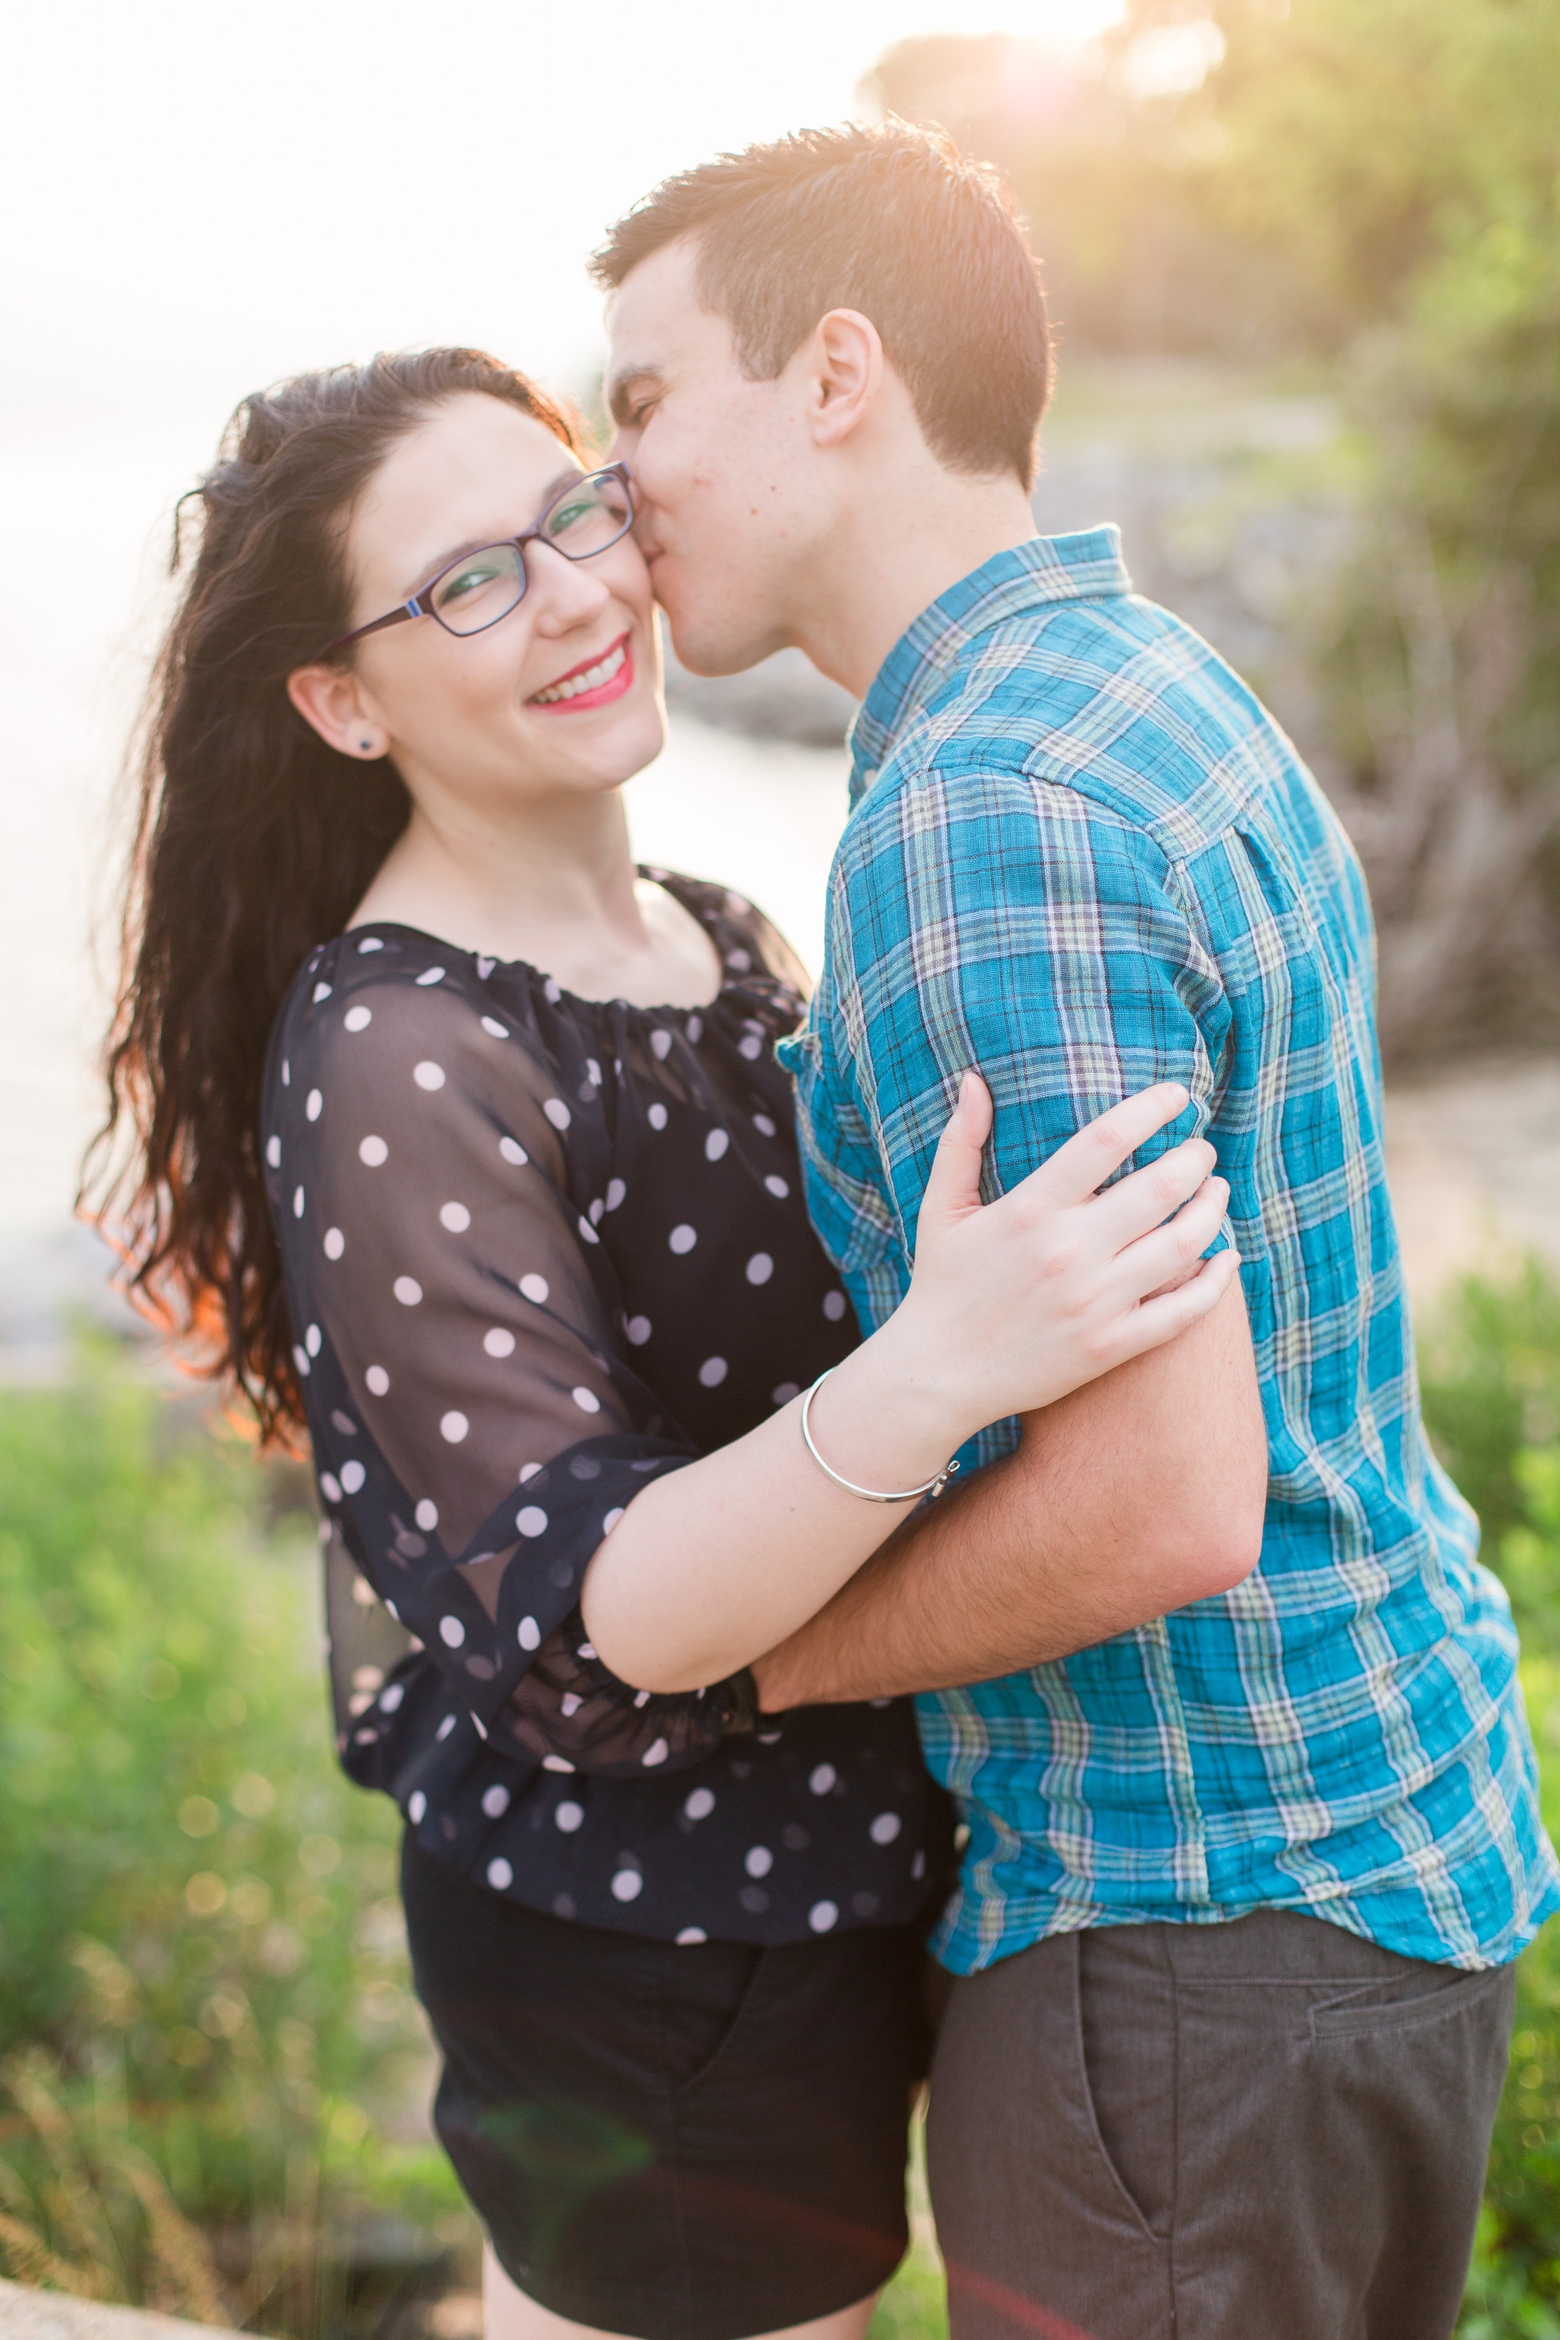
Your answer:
[926,1908,1515,2340]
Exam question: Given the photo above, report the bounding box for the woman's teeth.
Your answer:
[533,640,627,704]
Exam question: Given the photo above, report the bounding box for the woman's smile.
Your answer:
[529,629,634,711]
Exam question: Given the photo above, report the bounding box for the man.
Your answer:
[595,124,1557,2338]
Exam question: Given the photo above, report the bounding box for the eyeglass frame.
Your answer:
[317,462,636,658]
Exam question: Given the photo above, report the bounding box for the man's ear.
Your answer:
[287,663,387,761]
[806,309,884,449]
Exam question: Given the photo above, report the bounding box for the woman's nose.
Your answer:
[525,539,612,627]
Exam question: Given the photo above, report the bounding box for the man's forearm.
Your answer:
[752,1282,1267,1708]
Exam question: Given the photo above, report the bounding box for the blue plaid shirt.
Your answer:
[779,530,1558,1975]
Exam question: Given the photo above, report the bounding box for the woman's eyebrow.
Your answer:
[401,466,589,596]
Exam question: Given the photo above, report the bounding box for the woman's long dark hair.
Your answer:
[88,349,583,1444]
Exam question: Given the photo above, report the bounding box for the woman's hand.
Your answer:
[873,1072,1238,1447]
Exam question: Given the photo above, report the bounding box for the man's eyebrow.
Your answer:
[399,464,587,596]
[606,363,664,429]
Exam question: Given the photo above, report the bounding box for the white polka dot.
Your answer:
[555,1800,584,1832]
[544,1754,575,1772]
[518,1615,541,1650]
[487,1857,513,1889]
[439,1615,465,1648]
[589,1197,605,1225]
[669,1224,697,1255]
[518,1274,549,1305]
[726,947,752,972]
[745,1845,773,1878]
[323,1227,345,1260]
[676,1927,708,1945]
[484,1328,516,1357]
[698,1357,728,1388]
[602,1507,624,1533]
[292,1345,310,1378]
[912,1851,927,1881]
[305,1088,323,1121]
[313,982,332,1003]
[544,977,562,1004]
[440,1410,469,1444]
[765,1174,789,1199]
[356,936,383,954]
[809,1900,839,1933]
[649,1028,673,1060]
[809,1763,837,1796]
[480,1016,508,1039]
[823,1291,848,1321]
[365,1365,390,1396]
[320,1472,342,1504]
[578,1216,600,1245]
[739,1034,764,1060]
[870,1812,902,1845]
[379,1681,404,1712]
[482,1784,511,1818]
[625,1315,652,1345]
[304,1322,322,1356]
[642,1738,669,1768]
[414,1061,445,1091]
[753,1113,776,1137]
[477,955,495,979]
[605,1178,627,1212]
[543,1097,571,1130]
[519,1463,543,1484]
[439,1201,471,1232]
[408,1791,426,1823]
[435,1713,456,1740]
[281,1059,290,1085]
[394,1276,423,1306]
[499,1136,528,1166]
[340,1459,366,1495]
[359,1135,389,1166]
[415,1498,439,1531]
[746,1253,773,1285]
[568,1387,600,1418]
[586,1057,602,1087]
[266,1135,281,1168]
[516,1506,548,1538]
[705,1128,729,1161]
[647,1102,668,1131]
[560,1692,583,1717]
[611,1868,643,1902]
[344,1004,373,1031]
[292,1186,305,1218]
[415,967,446,987]
[684,1788,716,1821]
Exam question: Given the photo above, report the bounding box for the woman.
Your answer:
[96,348,1235,2340]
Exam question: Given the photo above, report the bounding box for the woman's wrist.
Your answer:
[804,1317,971,1500]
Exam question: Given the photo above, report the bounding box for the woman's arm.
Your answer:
[581,1076,1241,1692]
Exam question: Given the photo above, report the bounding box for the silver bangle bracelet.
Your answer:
[798,1366,962,1505]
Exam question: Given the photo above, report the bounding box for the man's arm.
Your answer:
[751,1279,1266,1709]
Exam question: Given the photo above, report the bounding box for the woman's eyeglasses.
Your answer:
[322,465,635,656]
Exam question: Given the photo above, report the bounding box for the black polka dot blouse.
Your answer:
[262,872,952,1945]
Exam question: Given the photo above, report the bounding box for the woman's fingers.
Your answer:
[1085,1134,1219,1248]
[917,1071,994,1238]
[1101,1177,1231,1304]
[1006,1082,1193,1215]
[1105,1243,1243,1366]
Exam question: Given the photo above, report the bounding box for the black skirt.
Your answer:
[402,1834,933,2338]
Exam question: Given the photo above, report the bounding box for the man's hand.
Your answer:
[751,1279,1267,1709]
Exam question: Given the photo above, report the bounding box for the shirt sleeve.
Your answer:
[282,969,746,1777]
[790,758,1233,1360]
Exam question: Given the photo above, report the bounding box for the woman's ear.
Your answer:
[807,308,885,450]
[287,663,387,760]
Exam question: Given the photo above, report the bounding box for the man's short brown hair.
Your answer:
[592,122,1051,487]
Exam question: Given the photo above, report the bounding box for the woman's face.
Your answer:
[302,392,665,811]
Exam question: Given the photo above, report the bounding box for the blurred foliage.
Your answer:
[0,1368,471,2334]
[866,0,1560,1061]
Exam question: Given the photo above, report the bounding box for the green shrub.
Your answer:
[0,1366,469,2331]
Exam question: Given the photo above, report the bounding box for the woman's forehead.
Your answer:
[352,395,576,586]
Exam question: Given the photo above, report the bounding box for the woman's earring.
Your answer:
[359,738,373,753]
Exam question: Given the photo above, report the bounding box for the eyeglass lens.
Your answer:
[429,471,634,637]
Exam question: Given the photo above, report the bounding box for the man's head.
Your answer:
[595,123,1050,681]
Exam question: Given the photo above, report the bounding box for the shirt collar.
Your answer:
[848,527,1132,801]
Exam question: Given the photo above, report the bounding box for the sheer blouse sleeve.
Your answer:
[278,967,747,1778]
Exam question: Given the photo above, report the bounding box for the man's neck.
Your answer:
[786,467,1039,702]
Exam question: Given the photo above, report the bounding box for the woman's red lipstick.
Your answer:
[529,632,634,713]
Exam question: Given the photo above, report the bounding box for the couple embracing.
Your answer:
[106,123,1557,2340]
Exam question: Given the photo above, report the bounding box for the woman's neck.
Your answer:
[349,783,722,1009]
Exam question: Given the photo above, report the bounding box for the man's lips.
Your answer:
[529,632,633,712]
